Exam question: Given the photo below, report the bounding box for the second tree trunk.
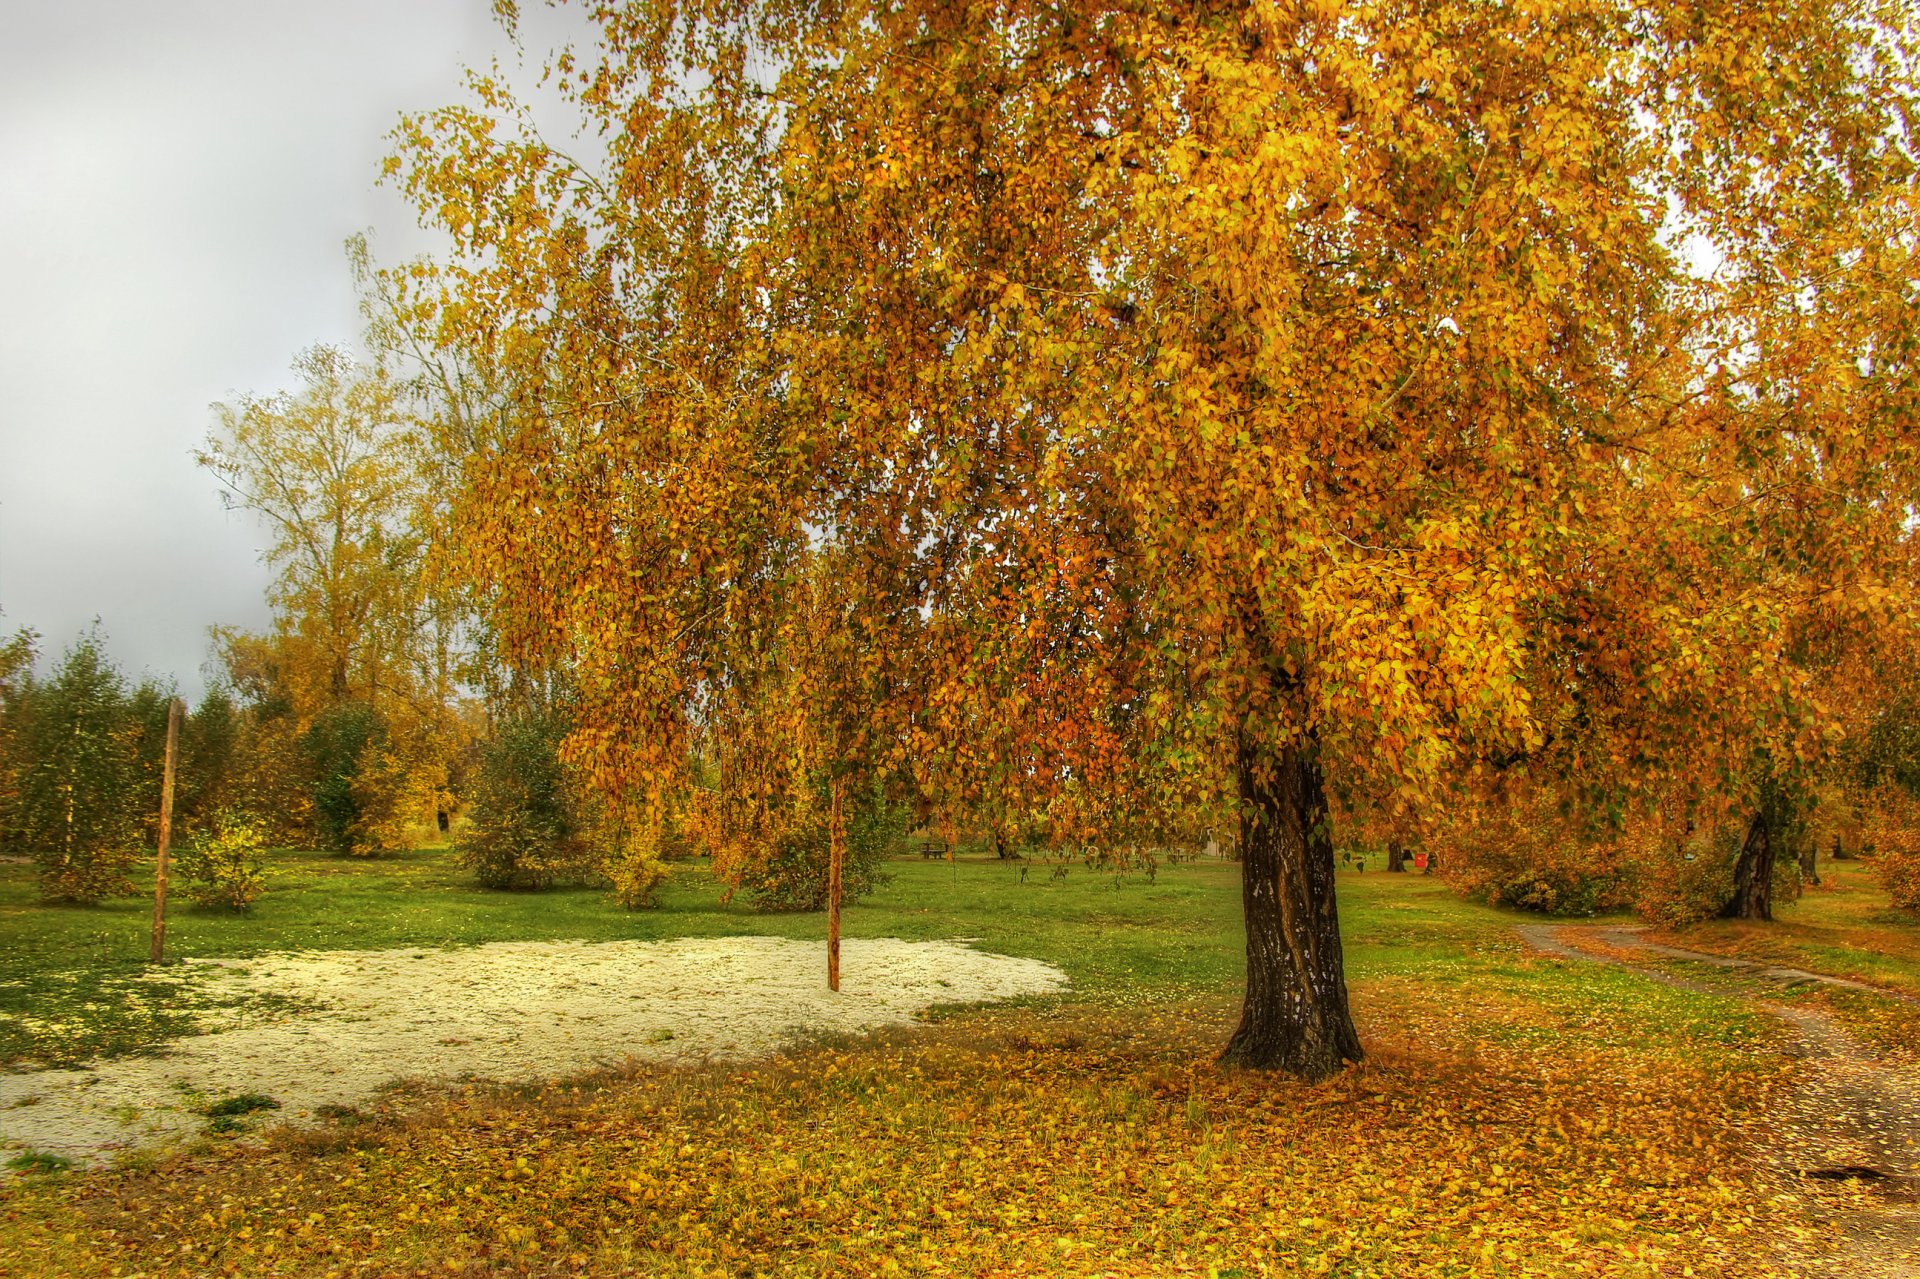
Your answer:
[1220,732,1364,1080]
[1722,810,1775,921]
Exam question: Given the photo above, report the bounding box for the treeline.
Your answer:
[0,627,435,904]
[0,327,912,912]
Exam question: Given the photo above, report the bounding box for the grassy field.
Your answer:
[1651,857,1920,1062]
[0,849,1253,1068]
[1656,858,1920,992]
[0,849,1890,1276]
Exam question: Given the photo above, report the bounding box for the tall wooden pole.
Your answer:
[149,698,183,965]
[827,775,844,992]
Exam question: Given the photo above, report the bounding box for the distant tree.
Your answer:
[15,633,142,903]
[178,686,241,830]
[300,701,394,857]
[198,347,425,709]
[199,348,476,852]
[125,677,180,848]
[0,628,38,847]
[208,627,313,842]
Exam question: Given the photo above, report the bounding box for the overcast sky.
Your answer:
[0,0,583,701]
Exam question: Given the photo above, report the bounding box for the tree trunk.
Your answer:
[1219,732,1363,1080]
[1799,839,1819,887]
[1386,841,1407,873]
[827,777,845,992]
[1722,810,1775,921]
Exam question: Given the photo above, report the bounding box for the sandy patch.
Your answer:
[0,936,1065,1168]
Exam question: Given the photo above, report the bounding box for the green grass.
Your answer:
[2,1151,71,1176]
[0,848,1761,1071]
[1,851,1805,1279]
[1657,859,1920,993]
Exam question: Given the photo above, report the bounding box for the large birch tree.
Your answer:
[391,0,1917,1078]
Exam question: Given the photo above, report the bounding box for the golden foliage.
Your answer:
[1863,784,1920,913]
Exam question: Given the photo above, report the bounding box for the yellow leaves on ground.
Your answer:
[2,980,1800,1279]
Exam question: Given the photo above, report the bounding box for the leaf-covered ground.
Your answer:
[1521,922,1920,1278]
[4,854,1907,1275]
[1,973,1805,1276]
[1652,862,1920,996]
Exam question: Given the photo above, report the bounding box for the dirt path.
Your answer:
[1516,925,1920,1277]
[0,936,1066,1171]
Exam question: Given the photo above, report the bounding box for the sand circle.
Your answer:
[0,936,1067,1167]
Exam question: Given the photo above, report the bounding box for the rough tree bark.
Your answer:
[1219,731,1364,1080]
[1722,810,1775,921]
[1386,840,1407,873]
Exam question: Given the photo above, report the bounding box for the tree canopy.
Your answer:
[391,0,1919,1078]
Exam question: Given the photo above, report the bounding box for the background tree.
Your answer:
[177,686,241,831]
[206,627,316,843]
[13,633,143,903]
[300,701,401,857]
[200,347,466,850]
[684,553,908,927]
[199,346,426,709]
[0,627,38,848]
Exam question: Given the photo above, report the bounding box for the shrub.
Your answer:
[177,812,268,911]
[738,785,903,913]
[1441,790,1630,918]
[457,714,599,890]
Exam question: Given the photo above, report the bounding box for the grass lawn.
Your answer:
[0,853,1825,1276]
[1649,857,1920,1063]
[1653,858,1920,993]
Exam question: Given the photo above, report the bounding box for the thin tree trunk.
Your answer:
[1799,839,1819,887]
[1219,731,1363,1080]
[150,700,182,964]
[1386,840,1407,873]
[1722,810,1775,921]
[827,776,845,992]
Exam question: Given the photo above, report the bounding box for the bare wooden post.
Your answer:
[149,698,183,964]
[827,775,844,992]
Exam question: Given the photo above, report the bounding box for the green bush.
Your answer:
[457,713,598,890]
[177,812,268,911]
[301,702,391,856]
[742,785,903,912]
[14,634,143,903]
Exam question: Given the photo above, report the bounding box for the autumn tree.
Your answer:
[0,627,36,846]
[392,0,1916,1078]
[200,346,469,848]
[686,553,909,938]
[200,346,427,708]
